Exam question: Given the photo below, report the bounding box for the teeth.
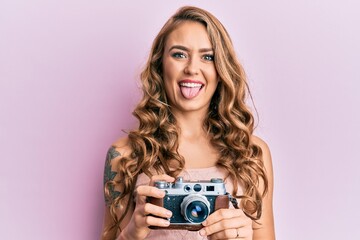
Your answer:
[179,82,203,88]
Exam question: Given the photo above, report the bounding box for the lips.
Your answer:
[178,80,204,99]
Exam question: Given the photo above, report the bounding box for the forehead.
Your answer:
[165,21,213,49]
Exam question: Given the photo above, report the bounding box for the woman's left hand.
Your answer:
[199,208,253,240]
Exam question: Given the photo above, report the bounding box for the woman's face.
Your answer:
[162,21,218,116]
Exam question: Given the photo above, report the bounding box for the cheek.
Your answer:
[163,66,176,99]
[163,60,182,92]
[163,60,179,80]
[164,79,172,97]
[204,67,218,85]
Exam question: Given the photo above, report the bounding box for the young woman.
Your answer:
[102,6,275,240]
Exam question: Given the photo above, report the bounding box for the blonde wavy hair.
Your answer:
[104,5,268,239]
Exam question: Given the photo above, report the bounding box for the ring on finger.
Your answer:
[235,228,240,238]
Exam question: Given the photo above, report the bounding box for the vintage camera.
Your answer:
[148,177,229,231]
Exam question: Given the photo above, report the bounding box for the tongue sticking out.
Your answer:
[180,86,202,99]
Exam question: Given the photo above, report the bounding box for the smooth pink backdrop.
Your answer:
[1,1,359,239]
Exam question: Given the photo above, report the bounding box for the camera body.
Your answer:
[148,177,229,231]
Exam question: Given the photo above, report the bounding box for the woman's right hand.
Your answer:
[119,174,175,240]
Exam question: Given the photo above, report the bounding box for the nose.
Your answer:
[184,57,199,75]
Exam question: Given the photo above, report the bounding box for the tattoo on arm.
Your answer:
[104,146,121,206]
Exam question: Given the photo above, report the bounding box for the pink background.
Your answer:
[1,1,359,239]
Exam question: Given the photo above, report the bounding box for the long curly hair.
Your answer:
[104,5,268,239]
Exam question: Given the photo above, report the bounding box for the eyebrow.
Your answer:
[169,45,214,53]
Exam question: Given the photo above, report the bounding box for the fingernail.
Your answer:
[162,220,170,226]
[165,211,172,218]
[199,229,206,236]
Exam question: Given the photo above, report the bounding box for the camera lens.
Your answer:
[186,201,208,222]
[180,194,210,223]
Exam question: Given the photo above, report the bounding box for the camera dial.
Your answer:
[210,178,223,183]
[154,180,168,189]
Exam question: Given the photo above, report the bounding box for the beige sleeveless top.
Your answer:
[134,166,243,240]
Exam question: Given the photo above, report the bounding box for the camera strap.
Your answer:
[226,193,240,209]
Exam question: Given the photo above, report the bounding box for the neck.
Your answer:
[172,110,208,139]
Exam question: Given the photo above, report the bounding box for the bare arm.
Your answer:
[101,138,175,240]
[101,139,134,240]
[252,136,276,240]
[196,136,275,240]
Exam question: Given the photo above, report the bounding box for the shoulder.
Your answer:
[104,137,132,176]
[106,136,132,161]
[251,135,273,172]
[103,136,132,184]
[251,135,270,156]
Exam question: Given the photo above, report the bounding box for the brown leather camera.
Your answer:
[148,177,230,231]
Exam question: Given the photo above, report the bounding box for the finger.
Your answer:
[149,174,175,186]
[207,227,253,240]
[200,210,252,237]
[136,185,166,204]
[141,215,171,228]
[143,203,172,219]
[203,208,246,227]
[200,217,241,236]
[207,228,236,240]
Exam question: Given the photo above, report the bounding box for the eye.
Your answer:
[171,52,187,59]
[202,54,214,61]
